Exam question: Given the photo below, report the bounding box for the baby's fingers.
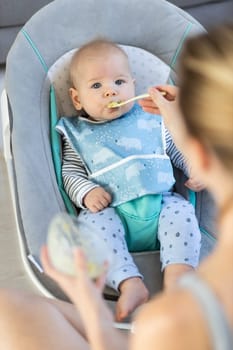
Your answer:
[184,179,205,192]
[103,190,112,203]
[99,191,111,208]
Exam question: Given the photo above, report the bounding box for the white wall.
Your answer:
[0,66,5,151]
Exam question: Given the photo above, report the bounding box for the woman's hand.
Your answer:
[41,246,114,330]
[139,85,189,152]
[139,85,178,115]
[41,247,128,350]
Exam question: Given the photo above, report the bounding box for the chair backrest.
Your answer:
[4,0,216,298]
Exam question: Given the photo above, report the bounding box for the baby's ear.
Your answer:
[132,78,136,85]
[69,87,82,110]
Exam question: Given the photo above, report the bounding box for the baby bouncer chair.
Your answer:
[1,0,216,305]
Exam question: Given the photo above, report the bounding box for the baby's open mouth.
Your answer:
[107,101,122,108]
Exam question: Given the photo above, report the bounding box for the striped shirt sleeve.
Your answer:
[62,137,99,208]
[165,128,189,176]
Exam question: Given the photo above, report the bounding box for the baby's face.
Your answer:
[71,50,135,121]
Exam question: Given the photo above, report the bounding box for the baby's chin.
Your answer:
[89,103,134,122]
[107,102,134,119]
[106,108,128,120]
[90,110,122,122]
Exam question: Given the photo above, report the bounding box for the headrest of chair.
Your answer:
[48,45,170,117]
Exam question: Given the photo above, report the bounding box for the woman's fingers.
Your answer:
[138,97,160,114]
[41,245,113,332]
[139,85,178,115]
[95,261,109,290]
[72,249,108,291]
[41,245,108,294]
[148,86,177,108]
[41,245,72,282]
[151,85,178,99]
[41,245,60,278]
[73,248,87,272]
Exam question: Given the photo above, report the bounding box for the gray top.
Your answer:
[179,273,233,350]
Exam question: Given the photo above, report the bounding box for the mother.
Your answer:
[0,23,232,350]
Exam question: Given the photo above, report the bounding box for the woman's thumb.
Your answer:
[148,87,166,109]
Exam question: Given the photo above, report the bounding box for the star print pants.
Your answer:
[76,192,201,290]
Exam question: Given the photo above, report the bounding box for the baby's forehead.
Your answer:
[70,43,131,81]
[80,46,126,61]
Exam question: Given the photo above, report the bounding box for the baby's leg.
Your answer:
[77,208,149,321]
[158,192,201,290]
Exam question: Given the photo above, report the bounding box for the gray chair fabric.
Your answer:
[1,0,232,64]
[4,0,216,299]
[0,0,54,64]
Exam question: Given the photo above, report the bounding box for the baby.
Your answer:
[56,38,201,321]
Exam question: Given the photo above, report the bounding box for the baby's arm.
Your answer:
[165,130,205,192]
[165,128,188,175]
[62,138,111,210]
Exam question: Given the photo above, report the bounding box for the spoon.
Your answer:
[108,91,166,108]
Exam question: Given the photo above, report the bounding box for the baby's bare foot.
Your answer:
[116,277,149,322]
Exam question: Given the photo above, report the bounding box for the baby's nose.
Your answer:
[104,89,117,97]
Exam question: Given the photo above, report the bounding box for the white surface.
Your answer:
[0,66,5,151]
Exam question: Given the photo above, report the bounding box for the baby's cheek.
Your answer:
[124,101,134,114]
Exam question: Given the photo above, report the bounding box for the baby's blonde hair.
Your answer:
[179,24,233,173]
[70,38,129,88]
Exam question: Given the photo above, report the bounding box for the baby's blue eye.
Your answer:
[91,82,101,89]
[115,79,125,85]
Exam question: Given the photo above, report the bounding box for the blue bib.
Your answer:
[56,104,175,207]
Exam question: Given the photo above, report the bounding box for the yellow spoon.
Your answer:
[108,92,166,108]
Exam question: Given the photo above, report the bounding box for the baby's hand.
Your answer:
[185,177,205,192]
[185,165,205,192]
[83,187,112,212]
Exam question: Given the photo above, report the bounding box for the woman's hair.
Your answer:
[179,24,233,173]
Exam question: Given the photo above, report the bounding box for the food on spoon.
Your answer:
[108,101,122,108]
